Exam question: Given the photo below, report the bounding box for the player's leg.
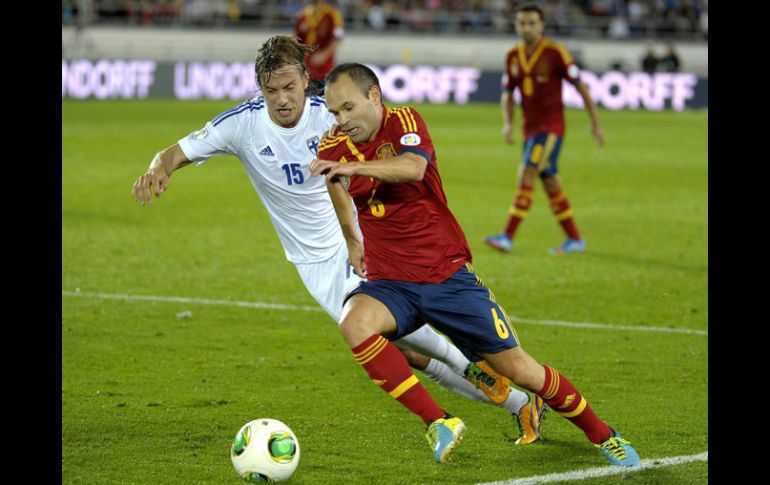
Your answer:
[298,245,524,422]
[395,325,513,404]
[399,345,523,410]
[340,287,465,463]
[297,249,446,424]
[394,317,543,444]
[417,264,545,448]
[537,137,585,254]
[301,247,535,450]
[401,346,542,444]
[481,346,639,466]
[423,264,636,465]
[485,134,545,253]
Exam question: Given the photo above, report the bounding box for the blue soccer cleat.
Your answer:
[425,416,466,463]
[485,233,513,253]
[597,428,640,467]
[549,238,586,255]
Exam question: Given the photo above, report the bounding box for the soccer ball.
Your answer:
[231,418,300,483]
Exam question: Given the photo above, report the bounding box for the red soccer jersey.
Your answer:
[318,106,472,283]
[294,3,344,82]
[502,37,581,138]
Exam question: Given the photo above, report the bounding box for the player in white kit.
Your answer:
[131,35,544,444]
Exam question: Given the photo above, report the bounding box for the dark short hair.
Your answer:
[326,63,381,99]
[515,2,545,22]
[254,35,313,87]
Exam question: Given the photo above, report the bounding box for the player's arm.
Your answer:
[325,177,366,277]
[132,143,193,205]
[310,152,428,183]
[575,81,604,147]
[310,9,344,66]
[501,90,515,144]
[309,38,341,66]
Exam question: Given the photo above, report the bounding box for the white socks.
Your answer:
[396,325,531,414]
[395,325,468,375]
[422,358,530,414]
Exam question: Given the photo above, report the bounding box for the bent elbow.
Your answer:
[412,156,428,181]
[396,153,428,182]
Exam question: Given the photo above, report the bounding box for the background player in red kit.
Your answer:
[309,63,639,467]
[485,2,604,255]
[294,0,344,88]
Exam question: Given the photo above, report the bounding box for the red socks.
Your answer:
[537,364,612,444]
[504,183,535,238]
[548,190,581,240]
[353,335,445,425]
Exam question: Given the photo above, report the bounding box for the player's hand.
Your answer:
[132,168,169,205]
[347,238,366,278]
[592,125,605,148]
[502,123,514,144]
[309,158,356,180]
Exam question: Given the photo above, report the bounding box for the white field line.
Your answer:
[506,315,707,336]
[61,290,707,337]
[477,451,708,485]
[60,290,322,313]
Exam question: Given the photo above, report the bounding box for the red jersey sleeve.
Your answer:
[386,107,435,166]
[552,41,581,86]
[328,6,344,39]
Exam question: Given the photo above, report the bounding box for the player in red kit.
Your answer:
[485,2,604,255]
[309,63,640,467]
[294,0,344,88]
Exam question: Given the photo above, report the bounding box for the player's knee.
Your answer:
[339,313,379,344]
[521,165,539,184]
[541,173,560,191]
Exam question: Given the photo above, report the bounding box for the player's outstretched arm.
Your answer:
[576,82,604,148]
[132,143,193,205]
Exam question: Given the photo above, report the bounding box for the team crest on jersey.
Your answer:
[376,143,397,159]
[306,136,319,156]
[400,133,421,146]
[191,128,208,140]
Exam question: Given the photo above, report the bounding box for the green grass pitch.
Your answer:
[62,100,707,484]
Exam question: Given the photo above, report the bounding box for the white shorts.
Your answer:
[294,243,362,323]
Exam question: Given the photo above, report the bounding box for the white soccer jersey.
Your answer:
[178,95,343,264]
